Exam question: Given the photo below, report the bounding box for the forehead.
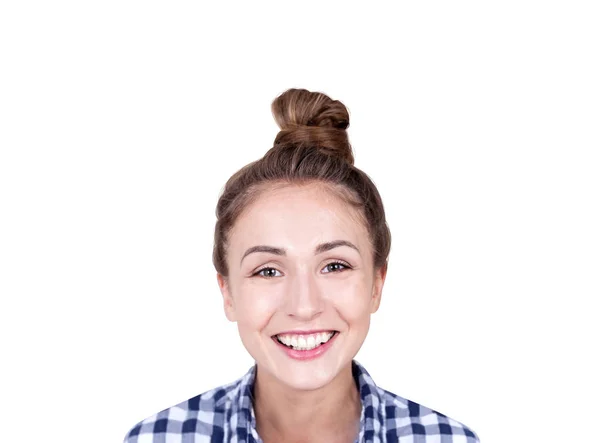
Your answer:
[229,182,369,252]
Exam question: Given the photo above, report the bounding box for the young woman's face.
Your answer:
[217,182,386,391]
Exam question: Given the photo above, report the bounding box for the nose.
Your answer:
[283,269,324,321]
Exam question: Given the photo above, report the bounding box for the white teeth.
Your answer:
[276,331,336,351]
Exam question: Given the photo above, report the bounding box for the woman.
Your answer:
[124,89,480,442]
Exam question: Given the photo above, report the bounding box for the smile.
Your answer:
[273,331,338,351]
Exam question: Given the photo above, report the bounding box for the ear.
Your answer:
[217,273,237,322]
[370,262,388,314]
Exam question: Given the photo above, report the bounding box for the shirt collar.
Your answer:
[233,359,385,442]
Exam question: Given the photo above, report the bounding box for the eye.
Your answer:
[253,267,282,278]
[322,260,351,274]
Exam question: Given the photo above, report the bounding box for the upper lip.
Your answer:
[273,329,338,336]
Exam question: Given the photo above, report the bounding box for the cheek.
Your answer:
[235,283,282,330]
[326,279,373,321]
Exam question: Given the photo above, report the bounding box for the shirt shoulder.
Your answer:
[380,388,480,442]
[123,377,243,443]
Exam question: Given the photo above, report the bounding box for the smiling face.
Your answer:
[217,181,386,391]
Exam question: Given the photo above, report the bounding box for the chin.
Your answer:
[272,362,340,391]
[246,332,356,391]
[265,348,352,390]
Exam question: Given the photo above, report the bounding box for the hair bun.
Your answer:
[271,88,354,165]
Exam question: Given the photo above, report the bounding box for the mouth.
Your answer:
[272,330,339,352]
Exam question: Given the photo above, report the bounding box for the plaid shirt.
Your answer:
[124,360,479,442]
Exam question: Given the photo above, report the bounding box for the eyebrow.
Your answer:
[240,240,360,265]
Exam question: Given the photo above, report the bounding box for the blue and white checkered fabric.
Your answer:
[124,360,479,442]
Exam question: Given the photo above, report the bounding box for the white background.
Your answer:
[1,1,599,442]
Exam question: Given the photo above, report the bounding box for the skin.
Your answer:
[217,181,387,442]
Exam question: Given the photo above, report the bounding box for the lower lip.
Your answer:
[272,332,339,361]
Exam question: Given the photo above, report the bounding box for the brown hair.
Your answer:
[213,88,391,277]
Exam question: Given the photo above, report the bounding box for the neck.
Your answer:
[252,362,361,442]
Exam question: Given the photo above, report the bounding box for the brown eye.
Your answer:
[255,267,281,278]
[323,261,350,273]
